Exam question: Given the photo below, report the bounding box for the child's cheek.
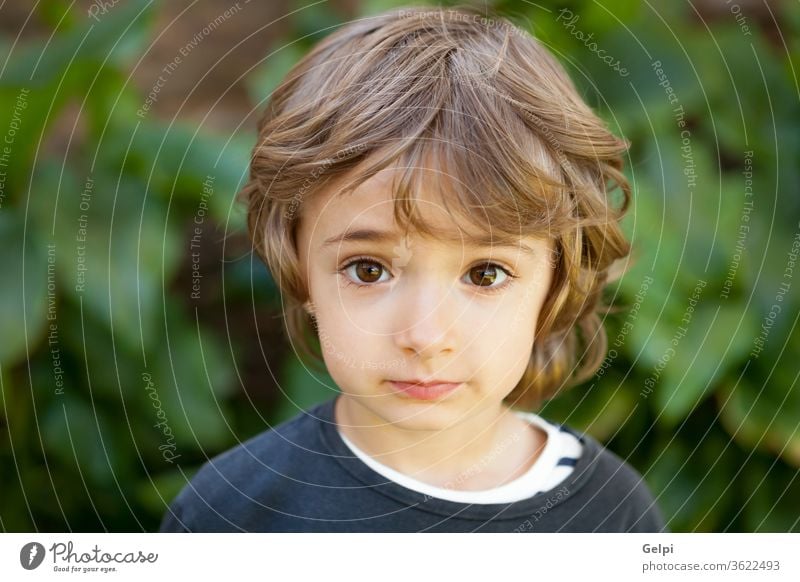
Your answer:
[315,311,384,373]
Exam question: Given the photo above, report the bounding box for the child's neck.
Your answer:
[334,394,547,491]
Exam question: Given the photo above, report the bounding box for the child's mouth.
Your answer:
[388,380,464,400]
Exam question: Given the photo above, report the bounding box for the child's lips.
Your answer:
[388,380,464,400]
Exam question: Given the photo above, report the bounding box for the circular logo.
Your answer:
[20,542,46,570]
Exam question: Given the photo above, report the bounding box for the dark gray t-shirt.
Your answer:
[159,396,668,532]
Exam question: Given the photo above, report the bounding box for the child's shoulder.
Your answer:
[558,421,653,487]
[206,400,329,470]
[555,423,665,530]
[160,399,334,530]
[594,440,657,497]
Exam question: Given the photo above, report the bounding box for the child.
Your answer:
[160,4,667,532]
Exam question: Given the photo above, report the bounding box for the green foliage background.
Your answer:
[1,0,798,532]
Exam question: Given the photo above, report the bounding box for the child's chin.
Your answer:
[380,401,464,431]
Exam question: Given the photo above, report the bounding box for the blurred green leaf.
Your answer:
[135,465,196,517]
[58,170,181,353]
[245,42,305,107]
[41,393,119,486]
[125,120,252,225]
[541,368,639,442]
[653,302,759,424]
[146,303,237,450]
[717,363,800,469]
[273,351,336,425]
[1,0,154,86]
[0,211,49,367]
[647,426,738,531]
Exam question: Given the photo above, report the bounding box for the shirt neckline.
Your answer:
[336,410,569,504]
[314,394,603,521]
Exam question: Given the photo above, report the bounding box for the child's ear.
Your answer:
[304,300,318,331]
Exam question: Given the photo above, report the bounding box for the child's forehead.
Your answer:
[314,175,512,241]
[314,192,549,257]
[314,160,481,219]
[304,152,556,248]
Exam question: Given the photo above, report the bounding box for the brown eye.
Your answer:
[355,261,382,283]
[341,258,390,285]
[464,262,514,292]
[468,263,500,287]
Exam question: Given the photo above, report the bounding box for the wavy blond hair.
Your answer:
[237,4,632,411]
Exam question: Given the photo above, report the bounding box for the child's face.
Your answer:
[296,165,556,430]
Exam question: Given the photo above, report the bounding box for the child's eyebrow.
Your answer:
[321,228,539,255]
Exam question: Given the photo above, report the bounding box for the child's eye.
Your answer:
[464,262,517,293]
[340,257,391,286]
[338,256,518,293]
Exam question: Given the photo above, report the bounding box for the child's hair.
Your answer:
[237,4,632,411]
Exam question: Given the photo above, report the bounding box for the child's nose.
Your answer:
[391,278,459,359]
